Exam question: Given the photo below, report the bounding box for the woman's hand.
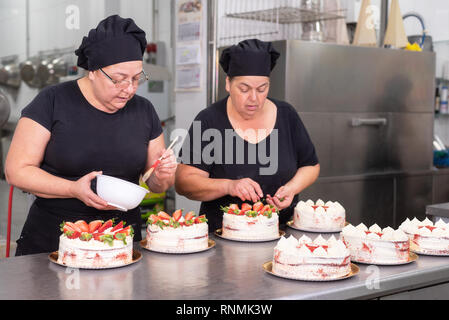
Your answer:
[266,184,295,211]
[227,178,263,203]
[150,148,177,190]
[70,171,117,210]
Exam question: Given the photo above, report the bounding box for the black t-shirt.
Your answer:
[16,80,162,254]
[180,96,318,231]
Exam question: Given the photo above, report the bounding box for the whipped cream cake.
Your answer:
[145,210,209,253]
[272,234,351,280]
[341,223,409,264]
[221,202,279,240]
[57,219,134,268]
[293,199,345,231]
[399,217,449,255]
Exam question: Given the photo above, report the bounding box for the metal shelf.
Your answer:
[225,6,345,24]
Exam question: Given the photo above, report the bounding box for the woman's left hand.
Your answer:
[266,185,295,211]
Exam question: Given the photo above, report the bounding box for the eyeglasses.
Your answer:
[99,68,149,89]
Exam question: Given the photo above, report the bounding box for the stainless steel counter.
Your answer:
[1,227,449,300]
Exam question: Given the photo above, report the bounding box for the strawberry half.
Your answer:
[259,204,271,215]
[97,219,114,233]
[111,221,124,232]
[194,215,207,224]
[93,233,104,241]
[173,209,183,222]
[253,201,264,212]
[184,211,195,221]
[241,203,252,214]
[64,227,81,239]
[120,226,133,236]
[149,215,160,224]
[88,220,103,233]
[158,211,171,220]
[74,220,89,233]
[65,222,82,233]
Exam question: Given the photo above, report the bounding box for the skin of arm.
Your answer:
[175,163,230,201]
[5,117,75,198]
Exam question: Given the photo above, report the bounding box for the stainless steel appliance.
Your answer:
[216,40,437,228]
[0,62,21,88]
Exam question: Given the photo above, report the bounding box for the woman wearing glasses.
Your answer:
[5,15,177,255]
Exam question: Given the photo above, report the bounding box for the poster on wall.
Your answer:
[176,65,201,89]
[175,0,202,91]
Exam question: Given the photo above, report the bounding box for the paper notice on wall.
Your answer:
[177,0,202,42]
[176,0,203,91]
[176,44,201,66]
[175,65,201,90]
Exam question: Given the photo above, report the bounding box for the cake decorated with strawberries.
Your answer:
[220,202,279,241]
[272,234,351,280]
[145,210,209,253]
[399,217,449,255]
[341,223,409,264]
[293,199,346,231]
[58,219,134,268]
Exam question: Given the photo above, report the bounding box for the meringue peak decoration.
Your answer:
[399,217,449,255]
[294,199,346,231]
[272,234,351,280]
[341,222,410,264]
[275,234,349,258]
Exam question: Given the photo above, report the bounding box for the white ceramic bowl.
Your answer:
[96,175,149,211]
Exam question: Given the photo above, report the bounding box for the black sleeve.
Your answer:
[179,110,214,174]
[289,106,319,167]
[20,86,55,131]
[147,101,163,141]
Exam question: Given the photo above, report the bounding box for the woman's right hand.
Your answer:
[226,178,263,203]
[70,171,117,210]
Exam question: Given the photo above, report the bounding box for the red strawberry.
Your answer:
[64,227,81,239]
[173,209,183,221]
[88,220,103,233]
[194,215,207,224]
[184,211,195,221]
[158,211,171,220]
[228,204,239,214]
[93,233,104,241]
[241,203,252,214]
[259,204,271,215]
[149,215,160,223]
[121,226,133,236]
[74,220,89,233]
[253,201,264,212]
[97,219,113,233]
[111,221,124,232]
[65,222,82,233]
[62,223,73,233]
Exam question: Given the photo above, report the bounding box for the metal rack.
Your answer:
[225,6,345,24]
[217,0,347,47]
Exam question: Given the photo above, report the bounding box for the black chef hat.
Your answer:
[219,39,280,77]
[75,15,147,71]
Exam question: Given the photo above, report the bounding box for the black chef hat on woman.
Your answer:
[220,39,280,77]
[75,15,147,71]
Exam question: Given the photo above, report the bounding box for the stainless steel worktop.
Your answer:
[1,226,449,300]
